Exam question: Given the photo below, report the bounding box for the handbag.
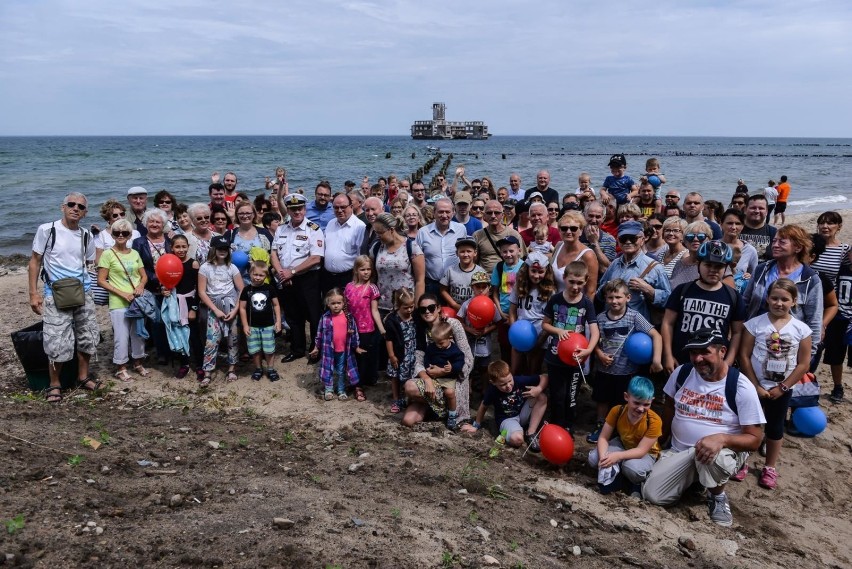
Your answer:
[89,267,109,306]
[39,222,89,311]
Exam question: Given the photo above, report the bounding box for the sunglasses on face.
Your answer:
[685,233,707,242]
[112,230,131,238]
[471,206,484,211]
[560,225,580,233]
[548,207,560,212]
[212,217,227,222]
[157,200,172,205]
[65,201,87,211]
[618,234,639,244]
[111,212,126,219]
[650,224,663,231]
[195,215,210,221]
[418,303,438,315]
[485,210,502,216]
[471,186,481,190]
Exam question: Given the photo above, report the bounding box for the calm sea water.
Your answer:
[1,135,850,255]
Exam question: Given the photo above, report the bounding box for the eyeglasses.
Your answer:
[471,206,484,211]
[195,215,210,221]
[663,228,681,234]
[649,224,663,231]
[316,194,332,199]
[560,225,580,233]
[471,186,481,190]
[665,195,679,200]
[333,205,350,210]
[111,212,126,219]
[157,200,172,205]
[65,201,87,211]
[685,233,707,242]
[618,234,640,244]
[212,217,228,222]
[418,303,438,315]
[548,207,560,212]
[112,230,131,238]
[485,210,502,216]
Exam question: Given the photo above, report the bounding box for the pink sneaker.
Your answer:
[731,462,749,482]
[759,466,778,489]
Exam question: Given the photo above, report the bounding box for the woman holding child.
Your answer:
[402,293,476,433]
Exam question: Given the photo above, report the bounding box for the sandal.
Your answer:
[199,374,212,388]
[338,392,349,401]
[132,364,151,377]
[354,387,366,402]
[114,369,134,383]
[390,400,401,414]
[226,370,238,382]
[251,368,264,381]
[44,386,62,404]
[324,390,334,401]
[79,376,103,391]
[266,368,280,382]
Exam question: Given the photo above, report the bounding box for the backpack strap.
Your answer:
[370,239,381,260]
[675,362,739,416]
[638,260,659,280]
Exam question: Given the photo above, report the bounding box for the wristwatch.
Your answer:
[778,383,790,393]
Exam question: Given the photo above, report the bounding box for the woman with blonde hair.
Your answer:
[550,210,598,297]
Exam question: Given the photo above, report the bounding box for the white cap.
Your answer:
[127,186,147,196]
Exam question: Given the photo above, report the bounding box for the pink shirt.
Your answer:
[344,282,380,333]
[332,312,348,352]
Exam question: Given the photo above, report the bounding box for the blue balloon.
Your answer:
[791,406,827,437]
[647,174,661,188]
[232,250,250,270]
[509,320,538,352]
[624,332,653,365]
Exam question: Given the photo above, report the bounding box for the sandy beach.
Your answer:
[1,208,850,568]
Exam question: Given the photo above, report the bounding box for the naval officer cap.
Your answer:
[283,194,307,208]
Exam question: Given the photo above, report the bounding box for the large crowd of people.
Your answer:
[27,156,850,527]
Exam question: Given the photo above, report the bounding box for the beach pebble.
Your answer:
[178,427,191,433]
[351,517,365,527]
[572,545,581,556]
[207,441,220,449]
[678,536,697,551]
[86,479,96,484]
[94,526,104,535]
[86,521,97,527]
[100,466,110,474]
[358,452,370,459]
[720,539,738,557]
[549,519,558,528]
[273,518,295,530]
[475,526,490,542]
[169,494,182,507]
[482,554,500,566]
[457,489,468,495]
[348,462,364,473]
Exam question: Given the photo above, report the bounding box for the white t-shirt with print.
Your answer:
[664,365,765,452]
[199,262,240,297]
[508,286,548,334]
[744,314,812,390]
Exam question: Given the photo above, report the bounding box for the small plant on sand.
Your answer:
[238,436,249,447]
[468,510,479,524]
[282,431,295,444]
[391,507,401,518]
[509,540,519,552]
[67,455,84,467]
[5,515,25,535]
[11,392,39,403]
[440,551,458,568]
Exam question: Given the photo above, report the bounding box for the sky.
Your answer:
[2,0,851,137]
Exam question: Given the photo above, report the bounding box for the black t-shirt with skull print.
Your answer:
[239,283,277,328]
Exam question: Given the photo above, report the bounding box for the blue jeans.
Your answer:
[333,351,346,392]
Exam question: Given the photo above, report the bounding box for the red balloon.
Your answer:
[539,423,574,465]
[467,296,496,327]
[440,306,458,320]
[557,333,590,366]
[155,253,184,289]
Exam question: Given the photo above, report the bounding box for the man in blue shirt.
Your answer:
[452,191,483,236]
[305,181,335,231]
[416,198,467,295]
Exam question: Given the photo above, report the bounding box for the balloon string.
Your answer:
[575,355,588,384]
[521,421,547,459]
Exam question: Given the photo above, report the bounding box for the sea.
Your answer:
[1,135,850,255]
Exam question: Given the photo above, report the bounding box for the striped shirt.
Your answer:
[811,243,850,281]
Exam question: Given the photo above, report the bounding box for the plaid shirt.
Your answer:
[315,310,361,386]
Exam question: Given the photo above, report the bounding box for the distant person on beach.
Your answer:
[735,179,749,195]
[773,176,791,226]
[599,154,638,206]
[739,194,777,259]
[763,180,778,218]
[28,193,100,403]
[524,170,558,206]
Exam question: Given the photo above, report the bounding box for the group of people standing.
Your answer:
[28,157,848,528]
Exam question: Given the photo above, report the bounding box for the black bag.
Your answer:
[10,322,78,391]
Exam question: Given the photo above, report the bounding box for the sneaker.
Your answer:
[524,433,541,453]
[707,493,733,527]
[338,392,349,401]
[830,385,844,403]
[446,412,458,431]
[731,462,749,482]
[324,390,334,401]
[758,466,778,490]
[251,368,264,381]
[586,421,604,444]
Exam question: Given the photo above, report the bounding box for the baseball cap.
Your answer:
[344,180,356,188]
[608,154,627,168]
[454,191,472,205]
[527,191,544,202]
[525,251,549,268]
[127,186,148,196]
[683,327,728,350]
[454,236,477,250]
[503,199,517,208]
[496,235,520,248]
[617,220,644,237]
[210,235,231,250]
[470,271,490,286]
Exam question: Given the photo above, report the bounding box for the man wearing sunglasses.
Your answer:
[596,220,671,322]
[472,200,527,273]
[28,193,101,403]
[683,192,722,240]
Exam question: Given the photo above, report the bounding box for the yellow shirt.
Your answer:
[97,248,143,310]
[605,405,663,459]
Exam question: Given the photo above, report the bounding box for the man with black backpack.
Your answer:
[642,328,765,527]
[27,193,101,403]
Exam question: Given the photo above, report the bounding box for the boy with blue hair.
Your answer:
[587,376,662,495]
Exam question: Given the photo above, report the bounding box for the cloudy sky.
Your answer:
[2,0,850,137]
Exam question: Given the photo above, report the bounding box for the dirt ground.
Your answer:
[1,210,851,568]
